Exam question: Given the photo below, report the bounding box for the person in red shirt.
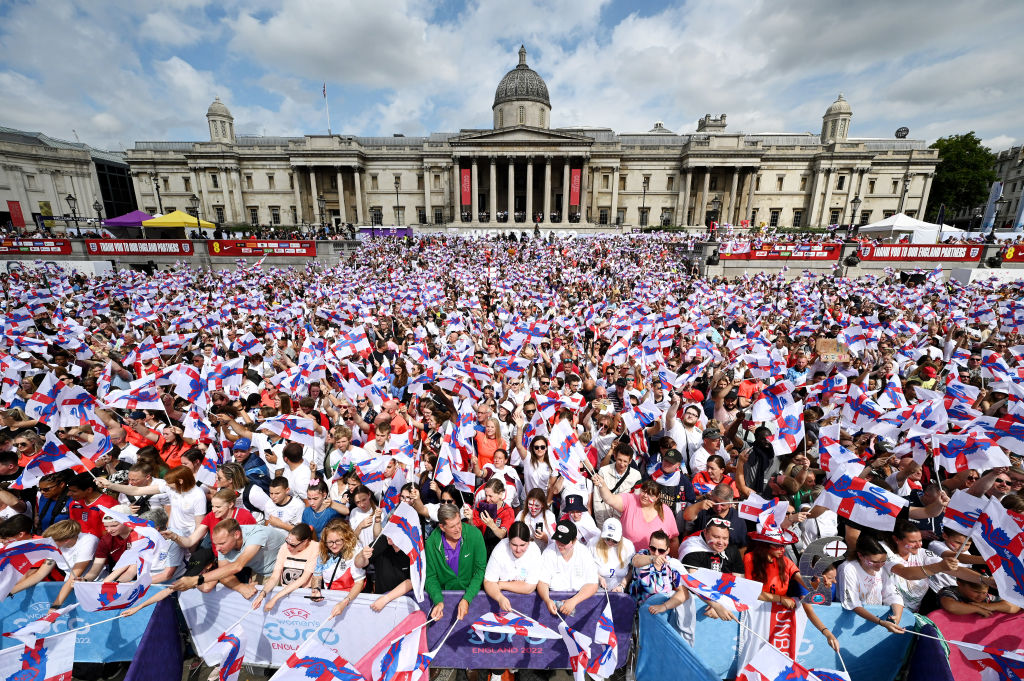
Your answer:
[472,478,515,555]
[66,472,116,539]
[85,506,136,580]
[743,518,807,609]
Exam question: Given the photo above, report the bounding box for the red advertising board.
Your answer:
[1003,244,1024,262]
[720,242,842,260]
[0,239,72,255]
[570,168,581,205]
[460,169,471,206]
[6,201,25,229]
[858,244,983,262]
[85,239,194,256]
[207,240,316,257]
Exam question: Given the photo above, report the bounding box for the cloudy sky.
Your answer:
[1,0,1021,152]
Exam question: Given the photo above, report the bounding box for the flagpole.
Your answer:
[734,616,825,681]
[323,83,332,136]
[199,606,258,658]
[266,612,340,681]
[429,618,460,654]
[44,611,127,639]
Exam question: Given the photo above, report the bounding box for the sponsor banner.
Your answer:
[858,244,984,261]
[0,238,72,255]
[426,591,634,669]
[7,200,25,228]
[179,587,418,668]
[570,168,582,206]
[85,239,194,256]
[1004,244,1024,262]
[719,242,842,260]
[461,168,472,206]
[637,594,913,681]
[0,583,157,662]
[207,240,316,257]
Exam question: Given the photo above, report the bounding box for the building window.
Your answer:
[792,209,803,227]
[433,208,442,224]
[498,109,503,127]
[417,174,424,190]
[837,175,846,190]
[210,173,219,189]
[214,206,225,222]
[164,206,175,213]
[891,180,899,194]
[639,208,649,226]
[858,210,870,225]
[186,207,197,217]
[162,177,169,191]
[417,207,426,223]
[371,174,379,190]
[267,174,275,190]
[518,106,524,124]
[883,210,896,219]
[906,210,916,218]
[829,208,841,225]
[289,173,294,190]
[290,206,297,224]
[220,121,226,137]
[769,209,781,227]
[660,208,673,225]
[666,176,674,192]
[602,174,610,190]
[776,176,784,191]
[183,177,191,192]
[755,175,761,191]
[751,208,758,226]
[26,174,36,189]
[709,176,718,191]
[248,207,259,224]
[329,175,337,189]
[599,208,609,224]
[145,206,157,214]
[245,174,253,190]
[619,175,626,191]
[271,206,281,225]
[868,179,876,194]
[539,110,545,127]
[800,176,807,191]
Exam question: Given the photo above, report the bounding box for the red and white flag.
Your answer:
[557,621,592,681]
[2,604,77,647]
[814,465,908,531]
[470,612,560,640]
[737,643,814,681]
[736,601,808,670]
[208,622,247,681]
[0,631,76,681]
[969,497,1024,608]
[586,601,619,681]
[382,502,425,602]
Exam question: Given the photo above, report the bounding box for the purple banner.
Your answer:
[424,591,635,669]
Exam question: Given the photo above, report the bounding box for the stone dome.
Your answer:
[825,93,851,116]
[207,96,232,117]
[493,46,550,108]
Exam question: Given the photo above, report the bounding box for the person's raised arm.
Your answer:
[592,472,625,513]
[96,477,161,497]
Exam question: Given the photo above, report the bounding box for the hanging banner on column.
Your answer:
[461,169,472,206]
[207,240,316,256]
[6,201,25,229]
[980,181,1002,232]
[570,169,582,206]
[1014,193,1024,232]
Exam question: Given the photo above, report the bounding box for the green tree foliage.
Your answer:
[927,132,997,221]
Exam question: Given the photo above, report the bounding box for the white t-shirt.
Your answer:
[594,538,636,590]
[241,483,273,522]
[885,545,942,612]
[523,456,554,496]
[837,559,903,609]
[54,534,99,572]
[150,535,186,581]
[349,506,378,548]
[266,495,306,526]
[540,543,598,592]
[569,512,600,547]
[518,509,557,550]
[154,481,208,535]
[281,464,311,500]
[485,538,542,585]
[927,540,958,590]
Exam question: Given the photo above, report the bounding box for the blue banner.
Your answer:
[636,594,915,681]
[0,583,160,663]
[981,181,1003,232]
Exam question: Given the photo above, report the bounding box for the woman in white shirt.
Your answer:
[516,489,557,549]
[593,518,635,592]
[478,448,524,508]
[885,520,960,613]
[483,522,543,611]
[836,533,906,634]
[98,465,206,536]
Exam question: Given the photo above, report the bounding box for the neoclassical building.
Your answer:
[126,46,938,231]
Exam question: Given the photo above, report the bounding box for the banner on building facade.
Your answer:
[719,242,842,260]
[461,169,472,206]
[981,181,1003,232]
[1014,195,1024,232]
[207,240,316,256]
[570,169,582,206]
[858,244,984,261]
[6,201,25,229]
[0,238,72,255]
[1003,244,1024,262]
[86,239,194,256]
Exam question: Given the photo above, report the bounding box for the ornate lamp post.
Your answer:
[92,200,103,234]
[849,195,862,235]
[394,176,401,229]
[65,193,79,237]
[189,194,202,238]
[317,194,326,236]
[641,176,649,227]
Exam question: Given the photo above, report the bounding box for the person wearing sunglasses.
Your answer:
[836,533,906,634]
[252,524,317,612]
[629,529,684,605]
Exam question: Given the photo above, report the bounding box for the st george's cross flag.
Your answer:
[956,640,1024,681]
[770,401,805,456]
[74,578,151,612]
[557,621,592,681]
[969,497,1024,608]
[586,601,619,681]
[679,568,762,612]
[381,503,425,601]
[0,538,60,601]
[370,621,427,681]
[814,464,908,531]
[207,622,247,681]
[1,604,77,647]
[944,489,987,536]
[277,639,366,681]
[737,643,815,681]
[0,630,76,681]
[470,612,560,640]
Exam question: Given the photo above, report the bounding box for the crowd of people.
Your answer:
[1,232,1023,680]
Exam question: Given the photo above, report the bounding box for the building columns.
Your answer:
[579,161,589,222]
[919,173,934,217]
[542,157,552,224]
[234,169,245,221]
[819,168,834,225]
[291,167,303,224]
[219,169,231,222]
[698,169,711,224]
[678,169,692,226]
[590,166,599,221]
[525,158,534,222]
[507,158,515,216]
[610,165,620,225]
[353,170,364,224]
[488,157,497,223]
[309,169,319,225]
[451,162,460,220]
[745,168,757,224]
[727,168,740,224]
[471,158,479,222]
[561,160,570,220]
[808,169,824,227]
[422,166,431,225]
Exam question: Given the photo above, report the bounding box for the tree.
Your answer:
[926,132,997,222]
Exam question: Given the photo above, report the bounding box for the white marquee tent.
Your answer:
[858,213,964,243]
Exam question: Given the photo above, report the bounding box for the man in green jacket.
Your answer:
[425,503,487,620]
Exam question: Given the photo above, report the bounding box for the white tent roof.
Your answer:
[858,213,963,243]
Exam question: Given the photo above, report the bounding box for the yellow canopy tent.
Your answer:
[141,210,215,229]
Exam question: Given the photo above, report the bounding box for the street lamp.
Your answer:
[849,195,862,235]
[973,206,984,233]
[189,194,201,239]
[394,176,401,229]
[65,193,79,237]
[993,197,1009,232]
[641,176,649,227]
[710,196,722,236]
[316,194,326,236]
[92,200,103,234]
